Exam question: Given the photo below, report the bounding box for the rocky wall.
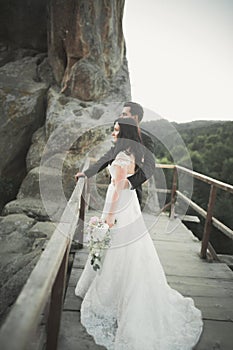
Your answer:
[0,0,132,326]
[0,0,47,51]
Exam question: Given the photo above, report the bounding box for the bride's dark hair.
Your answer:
[112,118,144,168]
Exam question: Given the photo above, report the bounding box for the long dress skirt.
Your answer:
[75,181,203,350]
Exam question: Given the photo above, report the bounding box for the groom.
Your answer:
[75,102,155,206]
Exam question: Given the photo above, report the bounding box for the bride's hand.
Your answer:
[105,214,115,228]
[74,172,85,181]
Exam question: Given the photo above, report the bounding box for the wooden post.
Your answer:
[170,167,178,219]
[207,241,220,261]
[86,177,91,211]
[46,245,69,350]
[200,185,217,259]
[0,160,89,350]
[76,181,87,249]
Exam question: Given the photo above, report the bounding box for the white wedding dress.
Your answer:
[75,151,203,350]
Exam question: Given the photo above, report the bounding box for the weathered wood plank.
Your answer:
[149,220,199,242]
[69,268,84,287]
[167,275,233,296]
[57,311,105,350]
[192,296,233,321]
[194,320,233,350]
[64,286,82,312]
[154,240,201,252]
[58,212,233,350]
[182,215,200,223]
[151,233,196,243]
[161,260,233,280]
[218,254,233,269]
[72,251,89,269]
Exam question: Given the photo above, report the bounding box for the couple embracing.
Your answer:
[74,102,203,350]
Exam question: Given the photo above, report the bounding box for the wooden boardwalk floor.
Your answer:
[58,212,233,350]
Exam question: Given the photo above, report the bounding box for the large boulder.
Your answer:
[0,249,42,326]
[26,126,47,172]
[0,56,49,210]
[0,213,41,324]
[2,198,50,221]
[48,0,130,101]
[0,213,35,236]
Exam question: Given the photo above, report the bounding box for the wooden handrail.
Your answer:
[0,158,90,350]
[156,163,233,260]
[176,165,233,194]
[156,163,233,194]
[1,160,232,349]
[176,190,233,240]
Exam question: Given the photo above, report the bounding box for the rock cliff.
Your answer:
[0,0,131,324]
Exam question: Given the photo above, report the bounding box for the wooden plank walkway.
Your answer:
[58,212,233,350]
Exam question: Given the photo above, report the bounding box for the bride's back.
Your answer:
[110,151,136,178]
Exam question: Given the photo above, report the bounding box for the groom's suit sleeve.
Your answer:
[127,130,156,190]
[84,147,115,178]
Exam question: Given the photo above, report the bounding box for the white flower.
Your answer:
[86,217,111,271]
[91,223,109,241]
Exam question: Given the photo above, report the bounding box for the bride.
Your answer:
[75,118,203,350]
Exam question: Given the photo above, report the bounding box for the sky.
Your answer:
[123,0,233,123]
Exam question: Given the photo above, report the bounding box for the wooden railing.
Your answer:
[1,160,233,349]
[0,159,90,350]
[157,164,233,260]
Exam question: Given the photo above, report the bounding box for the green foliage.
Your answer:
[214,193,233,228]
[222,158,233,185]
[142,119,233,230]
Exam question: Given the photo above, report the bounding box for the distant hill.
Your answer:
[141,119,233,232]
[171,119,223,131]
[141,119,233,182]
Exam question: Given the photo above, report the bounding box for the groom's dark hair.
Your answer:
[123,102,144,122]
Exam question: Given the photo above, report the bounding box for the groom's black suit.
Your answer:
[84,129,155,206]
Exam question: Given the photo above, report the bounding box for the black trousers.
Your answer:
[135,185,142,208]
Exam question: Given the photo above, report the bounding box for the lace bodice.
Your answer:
[109,151,135,179]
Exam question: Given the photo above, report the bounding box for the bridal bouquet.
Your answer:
[86,216,111,271]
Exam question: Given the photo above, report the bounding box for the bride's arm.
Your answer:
[105,164,128,228]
